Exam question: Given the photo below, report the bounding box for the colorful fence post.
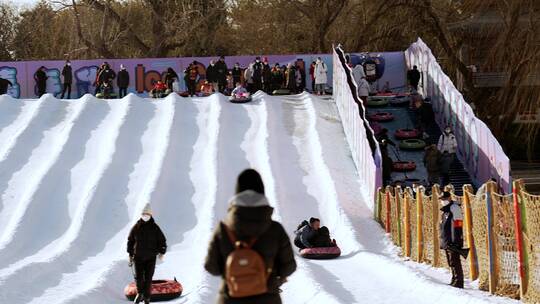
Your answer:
[404,189,411,257]
[396,187,402,247]
[463,184,479,280]
[513,180,529,298]
[431,185,441,267]
[486,182,499,294]
[375,188,382,222]
[417,185,424,262]
[385,187,391,233]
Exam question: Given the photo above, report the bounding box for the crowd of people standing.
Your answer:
[7,56,329,99]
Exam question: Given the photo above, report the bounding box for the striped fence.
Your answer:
[375,180,540,302]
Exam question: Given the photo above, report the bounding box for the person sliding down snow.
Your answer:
[311,226,337,248]
[150,81,168,98]
[127,204,167,304]
[294,217,320,249]
[231,83,248,98]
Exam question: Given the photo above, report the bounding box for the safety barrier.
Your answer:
[332,46,382,209]
[375,180,539,301]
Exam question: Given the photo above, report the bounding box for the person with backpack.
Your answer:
[127,204,167,304]
[60,60,72,99]
[293,217,320,249]
[204,169,296,304]
[439,191,466,288]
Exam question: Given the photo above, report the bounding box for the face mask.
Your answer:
[67,63,71,66]
[256,60,260,63]
[141,214,151,222]
[445,129,451,134]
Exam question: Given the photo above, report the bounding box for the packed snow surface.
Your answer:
[0,92,517,303]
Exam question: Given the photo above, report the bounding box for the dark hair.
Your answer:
[319,226,329,236]
[413,65,418,69]
[309,217,320,224]
[236,169,265,194]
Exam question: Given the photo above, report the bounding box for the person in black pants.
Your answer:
[127,204,167,304]
[117,64,130,98]
[407,65,421,91]
[35,66,48,97]
[61,60,72,99]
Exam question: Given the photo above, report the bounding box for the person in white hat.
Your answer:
[127,203,167,304]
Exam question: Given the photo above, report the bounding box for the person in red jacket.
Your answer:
[309,61,316,92]
[149,81,168,98]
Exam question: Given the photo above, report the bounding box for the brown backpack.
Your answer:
[223,223,270,298]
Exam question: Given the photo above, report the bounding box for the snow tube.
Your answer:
[229,96,252,104]
[125,279,183,301]
[394,128,420,139]
[366,98,389,107]
[95,93,117,99]
[368,112,394,122]
[375,92,396,97]
[178,91,190,97]
[300,246,341,260]
[392,161,417,172]
[389,95,410,106]
[273,89,291,95]
[399,139,426,150]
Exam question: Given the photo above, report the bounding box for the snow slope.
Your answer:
[0,93,518,304]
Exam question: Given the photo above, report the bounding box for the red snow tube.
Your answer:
[124,279,183,301]
[300,246,341,260]
[370,122,383,135]
[368,112,394,122]
[392,161,417,172]
[394,128,420,139]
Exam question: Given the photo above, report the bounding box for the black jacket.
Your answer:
[215,60,228,83]
[117,70,130,88]
[127,217,167,260]
[206,64,219,82]
[163,70,178,89]
[252,62,263,81]
[262,64,272,84]
[205,191,296,304]
[232,67,242,81]
[35,70,48,87]
[439,201,463,250]
[407,69,421,85]
[0,78,12,94]
[99,68,116,85]
[62,65,73,84]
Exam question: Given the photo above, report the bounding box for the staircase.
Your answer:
[408,105,474,196]
[511,161,540,194]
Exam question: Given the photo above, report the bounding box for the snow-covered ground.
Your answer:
[0,92,518,303]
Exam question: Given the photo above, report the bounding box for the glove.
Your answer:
[128,255,133,267]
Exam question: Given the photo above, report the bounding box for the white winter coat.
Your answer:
[357,78,370,97]
[438,133,458,154]
[314,62,327,85]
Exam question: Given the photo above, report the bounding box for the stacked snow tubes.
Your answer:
[368,112,394,122]
[389,95,410,107]
[366,97,389,107]
[273,89,291,95]
[394,128,420,139]
[392,161,417,172]
[300,246,341,259]
[399,139,426,150]
[124,279,183,301]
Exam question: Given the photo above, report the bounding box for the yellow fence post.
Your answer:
[404,189,411,257]
[432,185,440,267]
[463,184,478,280]
[417,185,424,263]
[486,181,499,294]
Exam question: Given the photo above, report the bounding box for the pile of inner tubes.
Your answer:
[300,246,341,259]
[399,139,427,150]
[395,128,420,139]
[368,112,394,122]
[125,279,183,301]
[273,89,291,95]
[392,161,417,172]
[389,95,410,106]
[366,98,389,107]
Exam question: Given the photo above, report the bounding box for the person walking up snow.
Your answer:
[439,191,465,288]
[314,57,327,95]
[60,60,72,99]
[127,204,167,304]
[205,169,296,304]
